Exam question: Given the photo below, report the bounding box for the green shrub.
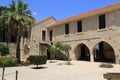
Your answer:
[0,44,10,56]
[0,57,17,67]
[28,55,47,68]
[99,63,114,68]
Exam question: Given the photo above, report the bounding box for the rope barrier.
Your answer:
[0,72,16,77]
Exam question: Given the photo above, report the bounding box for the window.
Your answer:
[99,15,106,29]
[49,30,52,41]
[65,24,69,34]
[42,30,46,41]
[77,21,82,32]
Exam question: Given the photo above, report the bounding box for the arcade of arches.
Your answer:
[74,43,90,61]
[74,41,116,63]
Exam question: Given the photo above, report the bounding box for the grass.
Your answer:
[99,63,114,68]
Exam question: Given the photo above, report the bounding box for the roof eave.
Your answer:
[48,2,120,28]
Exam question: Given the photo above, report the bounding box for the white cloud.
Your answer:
[33,11,37,15]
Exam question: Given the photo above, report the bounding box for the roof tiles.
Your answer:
[48,2,120,28]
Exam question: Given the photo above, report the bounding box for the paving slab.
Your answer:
[0,60,120,80]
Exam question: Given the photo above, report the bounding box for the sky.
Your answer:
[0,0,120,22]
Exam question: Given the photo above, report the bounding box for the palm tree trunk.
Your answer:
[16,30,21,63]
[7,31,10,46]
[4,29,7,46]
[5,25,10,46]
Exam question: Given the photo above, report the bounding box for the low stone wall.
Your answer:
[103,73,120,80]
[0,42,16,57]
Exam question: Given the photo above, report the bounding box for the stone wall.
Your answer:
[52,9,120,63]
[0,42,16,57]
[20,7,120,64]
[20,17,57,61]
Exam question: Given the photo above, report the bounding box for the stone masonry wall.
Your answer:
[20,17,56,61]
[52,9,120,63]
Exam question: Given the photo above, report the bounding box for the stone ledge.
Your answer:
[103,73,120,80]
[75,32,84,35]
[97,28,108,32]
[64,34,70,37]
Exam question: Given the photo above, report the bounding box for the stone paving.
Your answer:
[0,60,120,80]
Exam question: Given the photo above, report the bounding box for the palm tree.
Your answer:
[11,0,35,63]
[0,0,35,63]
[0,6,11,45]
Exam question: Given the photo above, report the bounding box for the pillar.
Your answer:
[115,55,119,64]
[90,51,94,62]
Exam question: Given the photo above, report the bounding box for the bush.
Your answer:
[0,44,10,56]
[99,63,114,68]
[28,55,47,68]
[0,57,17,67]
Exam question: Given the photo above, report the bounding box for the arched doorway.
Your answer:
[93,41,115,63]
[74,43,90,61]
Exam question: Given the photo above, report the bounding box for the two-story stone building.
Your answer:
[21,2,120,64]
[20,17,57,61]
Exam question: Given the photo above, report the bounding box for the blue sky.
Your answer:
[0,0,120,22]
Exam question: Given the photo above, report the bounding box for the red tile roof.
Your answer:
[48,2,120,28]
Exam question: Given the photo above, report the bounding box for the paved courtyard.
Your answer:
[0,60,120,80]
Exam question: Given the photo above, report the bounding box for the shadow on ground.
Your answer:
[31,66,47,69]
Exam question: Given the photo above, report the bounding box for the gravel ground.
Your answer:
[0,60,120,80]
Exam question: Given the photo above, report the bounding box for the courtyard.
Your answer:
[0,60,120,80]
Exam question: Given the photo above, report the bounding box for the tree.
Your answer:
[0,0,35,63]
[55,42,63,50]
[0,6,11,45]
[61,44,71,65]
[48,47,58,63]
[55,42,71,65]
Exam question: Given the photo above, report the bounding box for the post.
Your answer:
[2,66,5,80]
[16,70,18,80]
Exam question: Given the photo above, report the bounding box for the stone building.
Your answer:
[21,2,120,64]
[20,17,57,61]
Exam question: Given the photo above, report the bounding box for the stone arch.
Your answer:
[92,41,115,63]
[74,43,90,61]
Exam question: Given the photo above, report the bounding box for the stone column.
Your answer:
[90,51,94,62]
[115,55,119,64]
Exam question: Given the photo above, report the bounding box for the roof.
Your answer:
[48,2,120,28]
[35,16,57,25]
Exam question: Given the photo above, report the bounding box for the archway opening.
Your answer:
[75,44,90,61]
[93,41,115,63]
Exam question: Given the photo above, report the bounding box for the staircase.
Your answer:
[40,42,68,60]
